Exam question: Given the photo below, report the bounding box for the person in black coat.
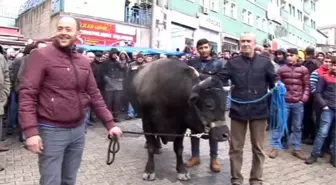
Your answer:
[216,32,278,185]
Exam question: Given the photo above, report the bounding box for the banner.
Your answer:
[77,19,136,46]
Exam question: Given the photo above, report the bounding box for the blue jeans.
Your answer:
[191,137,218,158]
[127,103,135,117]
[311,109,336,156]
[8,91,18,131]
[226,93,231,109]
[38,124,85,185]
[271,102,304,150]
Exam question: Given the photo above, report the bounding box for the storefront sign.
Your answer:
[199,14,221,32]
[77,19,136,46]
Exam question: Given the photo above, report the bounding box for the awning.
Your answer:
[0,26,24,38]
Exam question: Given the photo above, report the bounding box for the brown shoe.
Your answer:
[0,146,9,153]
[292,150,307,160]
[210,158,220,172]
[185,157,200,168]
[0,165,3,172]
[268,149,279,159]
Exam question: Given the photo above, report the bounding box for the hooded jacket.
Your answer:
[303,56,320,74]
[274,48,287,67]
[100,49,126,91]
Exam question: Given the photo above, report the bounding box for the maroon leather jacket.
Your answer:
[278,63,310,103]
[19,43,114,138]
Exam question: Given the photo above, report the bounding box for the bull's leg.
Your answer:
[154,137,162,155]
[174,137,191,181]
[143,135,156,181]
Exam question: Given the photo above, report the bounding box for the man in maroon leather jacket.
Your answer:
[19,17,122,185]
[269,48,310,160]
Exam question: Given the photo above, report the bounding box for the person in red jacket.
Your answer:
[268,48,310,160]
[19,16,122,185]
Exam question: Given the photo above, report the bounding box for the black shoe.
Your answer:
[302,138,313,145]
[319,152,324,158]
[305,155,318,165]
[125,116,133,120]
[330,156,336,167]
[113,118,121,123]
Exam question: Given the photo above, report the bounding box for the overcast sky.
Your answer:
[316,0,333,27]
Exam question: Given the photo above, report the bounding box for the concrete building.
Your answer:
[316,25,336,53]
[153,0,319,52]
[318,25,336,46]
[16,0,152,47]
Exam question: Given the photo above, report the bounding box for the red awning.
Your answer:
[0,26,24,38]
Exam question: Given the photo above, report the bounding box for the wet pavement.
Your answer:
[0,118,335,185]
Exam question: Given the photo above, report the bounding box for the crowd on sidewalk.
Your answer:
[0,17,334,185]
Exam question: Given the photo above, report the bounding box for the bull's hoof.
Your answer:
[155,148,162,155]
[177,172,191,181]
[142,172,156,181]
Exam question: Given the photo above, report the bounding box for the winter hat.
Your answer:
[136,52,144,59]
[287,48,298,55]
[274,48,287,55]
[298,50,305,60]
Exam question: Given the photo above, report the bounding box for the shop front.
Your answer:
[0,26,26,49]
[170,11,198,52]
[221,33,239,52]
[77,19,137,46]
[197,14,221,53]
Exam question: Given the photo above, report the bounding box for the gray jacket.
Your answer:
[0,54,11,115]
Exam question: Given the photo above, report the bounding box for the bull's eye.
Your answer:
[204,99,215,110]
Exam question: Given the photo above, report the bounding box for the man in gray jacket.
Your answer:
[0,52,11,171]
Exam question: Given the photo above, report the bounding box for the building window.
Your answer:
[262,18,266,31]
[256,16,261,30]
[247,11,253,26]
[297,10,302,21]
[289,4,292,15]
[210,0,218,11]
[242,9,247,23]
[230,3,237,18]
[311,1,316,11]
[311,20,316,29]
[222,0,228,15]
[289,4,295,17]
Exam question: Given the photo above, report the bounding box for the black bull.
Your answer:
[125,58,230,181]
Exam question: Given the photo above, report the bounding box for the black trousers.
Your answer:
[303,97,315,140]
[103,90,123,119]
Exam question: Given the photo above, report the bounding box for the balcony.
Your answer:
[280,9,289,21]
[124,7,152,26]
[303,3,312,14]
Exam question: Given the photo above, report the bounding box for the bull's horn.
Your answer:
[197,77,214,89]
[189,66,200,77]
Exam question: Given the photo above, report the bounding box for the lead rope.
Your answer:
[106,131,207,165]
[106,83,287,165]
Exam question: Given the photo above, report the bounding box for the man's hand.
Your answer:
[26,135,43,154]
[108,126,123,138]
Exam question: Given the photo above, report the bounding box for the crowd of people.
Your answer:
[0,16,334,185]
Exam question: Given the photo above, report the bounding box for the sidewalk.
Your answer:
[0,118,335,185]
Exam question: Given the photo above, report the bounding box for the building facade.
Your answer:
[158,0,319,52]
[16,0,152,47]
